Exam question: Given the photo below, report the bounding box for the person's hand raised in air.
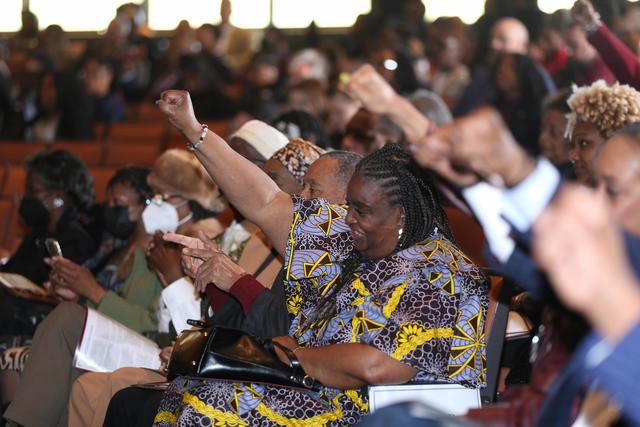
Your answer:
[414,107,536,188]
[156,90,203,143]
[534,185,640,341]
[572,0,600,31]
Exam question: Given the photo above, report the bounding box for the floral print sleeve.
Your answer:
[282,196,352,322]
[360,237,488,388]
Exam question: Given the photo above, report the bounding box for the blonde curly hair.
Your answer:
[565,80,640,139]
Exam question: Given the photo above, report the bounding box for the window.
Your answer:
[0,0,24,32]
[272,0,370,28]
[424,0,486,24]
[537,0,575,14]
[29,0,142,31]
[147,0,270,30]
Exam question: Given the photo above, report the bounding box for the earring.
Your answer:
[398,227,403,239]
[52,197,64,209]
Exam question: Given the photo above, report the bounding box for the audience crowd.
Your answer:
[1,0,640,425]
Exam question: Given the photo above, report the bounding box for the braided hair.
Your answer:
[355,143,454,249]
[297,144,453,338]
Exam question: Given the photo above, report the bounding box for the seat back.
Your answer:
[444,206,487,267]
[103,142,161,167]
[0,142,47,165]
[90,167,118,202]
[480,273,514,404]
[103,122,167,144]
[1,165,27,197]
[0,196,13,249]
[0,196,26,253]
[52,141,105,166]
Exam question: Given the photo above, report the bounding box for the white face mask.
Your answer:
[142,196,193,235]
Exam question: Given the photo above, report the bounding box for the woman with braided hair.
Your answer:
[150,90,488,427]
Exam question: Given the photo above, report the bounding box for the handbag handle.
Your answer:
[269,340,318,390]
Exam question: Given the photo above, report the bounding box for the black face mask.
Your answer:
[19,195,50,231]
[102,205,136,239]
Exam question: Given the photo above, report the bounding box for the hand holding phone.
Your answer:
[44,238,63,259]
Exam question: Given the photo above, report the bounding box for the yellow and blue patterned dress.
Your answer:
[154,196,488,427]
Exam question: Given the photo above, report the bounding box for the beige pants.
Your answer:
[69,367,165,427]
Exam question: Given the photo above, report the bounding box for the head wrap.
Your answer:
[229,120,289,160]
[270,139,325,184]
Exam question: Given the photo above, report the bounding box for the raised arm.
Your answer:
[343,64,432,144]
[573,0,640,89]
[157,90,292,254]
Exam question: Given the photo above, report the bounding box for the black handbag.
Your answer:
[166,320,321,392]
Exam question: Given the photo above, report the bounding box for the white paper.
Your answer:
[161,277,201,334]
[368,383,481,415]
[0,272,47,296]
[74,308,162,372]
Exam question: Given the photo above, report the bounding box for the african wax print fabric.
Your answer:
[270,139,325,184]
[154,196,488,427]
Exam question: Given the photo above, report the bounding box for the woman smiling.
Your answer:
[152,90,488,426]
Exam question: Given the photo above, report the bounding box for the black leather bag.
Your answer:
[166,320,321,391]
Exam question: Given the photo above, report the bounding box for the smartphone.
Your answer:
[44,238,63,258]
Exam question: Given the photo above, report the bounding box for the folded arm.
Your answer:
[272,337,417,390]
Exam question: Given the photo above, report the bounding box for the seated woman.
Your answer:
[565,80,640,184]
[0,165,151,409]
[25,71,94,141]
[489,53,551,156]
[149,91,488,426]
[2,150,225,427]
[67,139,326,427]
[0,149,95,336]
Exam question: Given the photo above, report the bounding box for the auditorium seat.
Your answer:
[1,165,26,197]
[128,103,168,122]
[102,122,168,144]
[444,206,488,267]
[0,197,13,249]
[52,141,104,166]
[0,142,47,165]
[0,197,26,253]
[90,167,118,202]
[103,143,161,167]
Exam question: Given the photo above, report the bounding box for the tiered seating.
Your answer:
[0,117,238,248]
[1,165,27,197]
[0,142,48,165]
[103,143,161,167]
[90,166,120,202]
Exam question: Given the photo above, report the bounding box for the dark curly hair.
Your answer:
[107,166,152,204]
[25,149,94,210]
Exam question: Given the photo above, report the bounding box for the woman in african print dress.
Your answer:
[153,90,488,427]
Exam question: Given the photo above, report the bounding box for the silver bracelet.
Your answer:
[187,124,208,151]
[581,12,601,34]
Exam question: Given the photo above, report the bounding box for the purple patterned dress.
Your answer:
[154,196,488,427]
